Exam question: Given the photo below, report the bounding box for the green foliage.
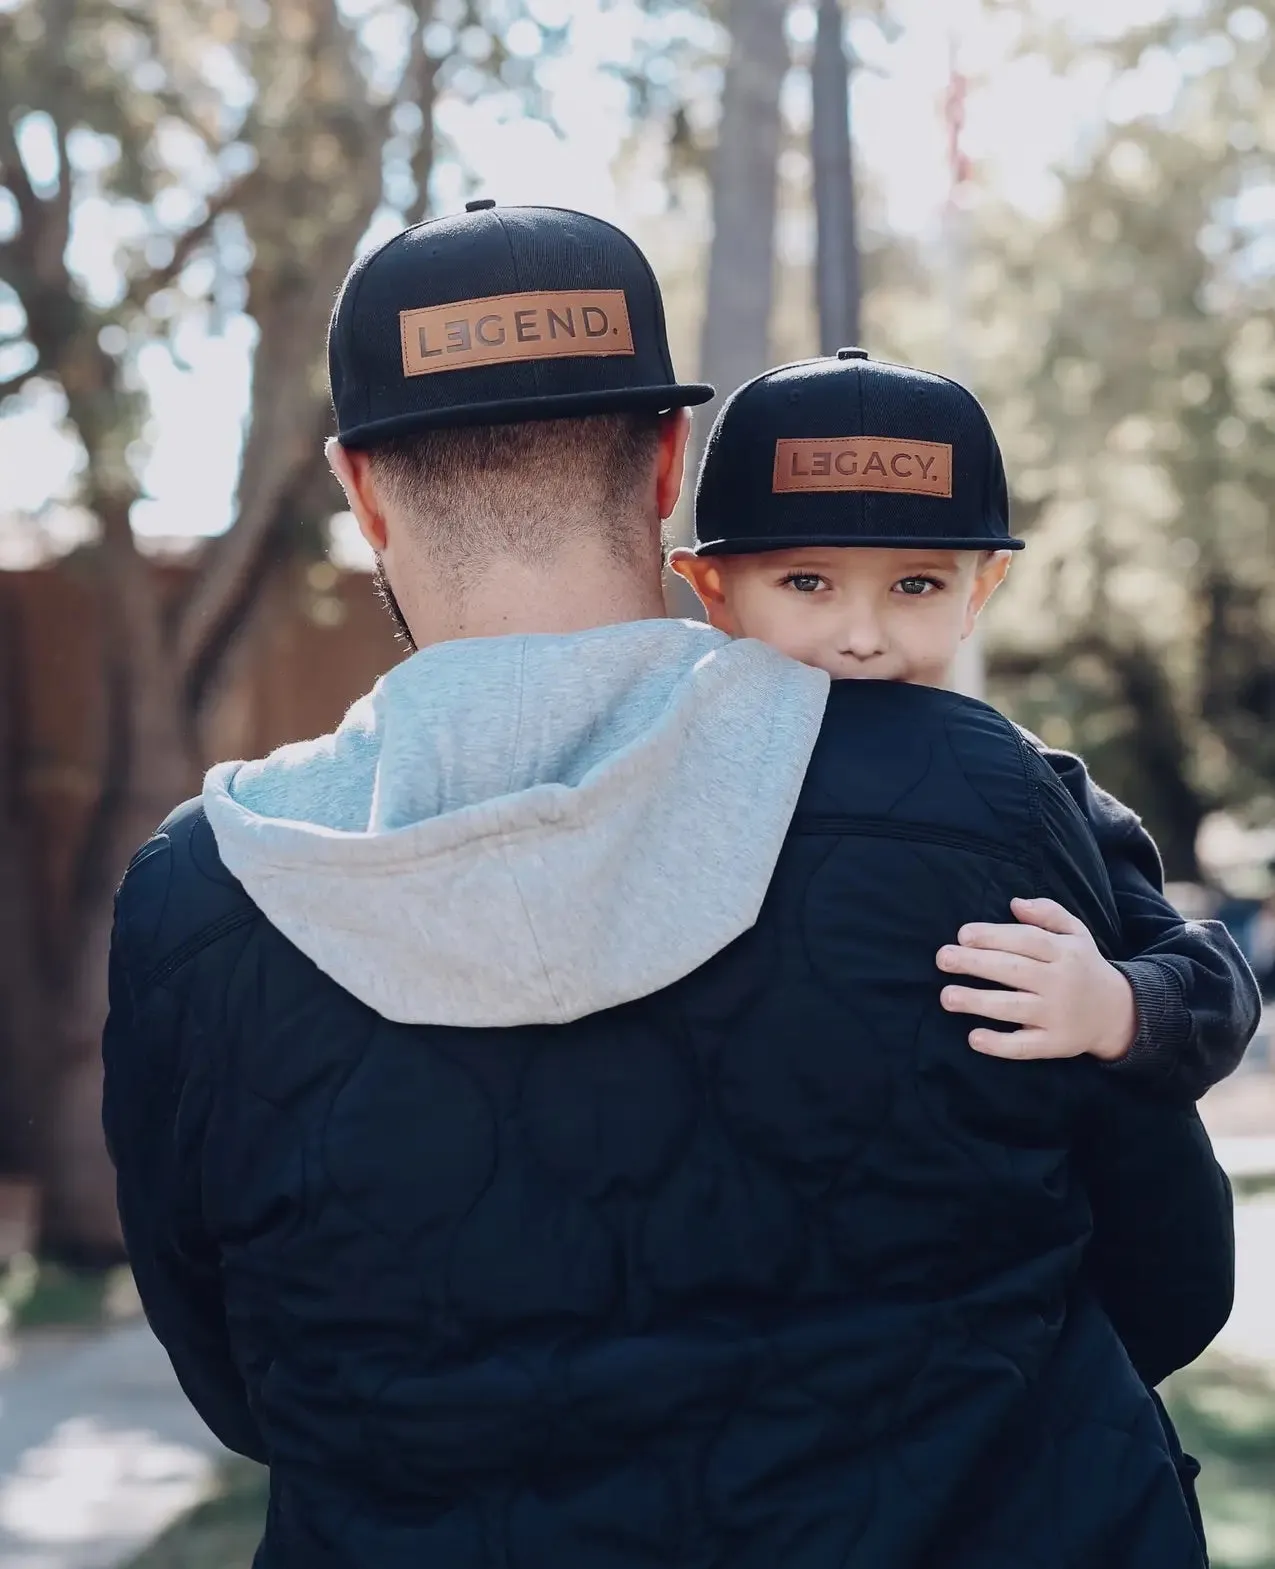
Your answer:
[123,1458,268,1569]
[0,0,593,547]
[973,0,1275,873]
[1164,1354,1275,1568]
[0,1252,140,1330]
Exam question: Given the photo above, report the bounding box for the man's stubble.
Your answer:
[373,559,417,653]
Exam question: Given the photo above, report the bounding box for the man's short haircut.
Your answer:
[364,412,664,583]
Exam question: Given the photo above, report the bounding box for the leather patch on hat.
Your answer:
[400,290,635,377]
[773,437,953,497]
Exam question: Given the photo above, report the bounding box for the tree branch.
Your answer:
[0,360,41,400]
[23,0,76,274]
[0,105,74,302]
[0,115,43,246]
[125,171,257,308]
[45,114,73,269]
[408,59,440,225]
[174,265,366,710]
[181,405,339,725]
[172,0,403,716]
[402,0,440,224]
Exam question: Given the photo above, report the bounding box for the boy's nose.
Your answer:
[838,619,888,661]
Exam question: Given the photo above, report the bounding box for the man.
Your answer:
[103,203,1234,1567]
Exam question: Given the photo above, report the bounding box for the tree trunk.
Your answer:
[668,0,789,617]
[811,0,860,351]
[989,635,1207,884]
[2,0,436,1257]
[693,0,790,460]
[40,521,200,1259]
[0,582,52,1184]
[1105,641,1207,883]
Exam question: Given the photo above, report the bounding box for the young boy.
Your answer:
[672,349,1259,1103]
[671,349,1259,1552]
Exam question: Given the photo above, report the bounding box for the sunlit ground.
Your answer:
[121,1457,265,1569]
[0,1417,216,1567]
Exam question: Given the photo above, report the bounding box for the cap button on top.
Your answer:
[465,198,497,212]
[836,346,869,360]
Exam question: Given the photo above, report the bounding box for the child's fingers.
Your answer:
[940,985,1037,1024]
[955,922,1056,960]
[968,1027,1057,1059]
[937,945,1046,989]
[1008,897,1087,937]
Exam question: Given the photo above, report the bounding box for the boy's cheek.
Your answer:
[740,611,812,663]
[703,598,743,638]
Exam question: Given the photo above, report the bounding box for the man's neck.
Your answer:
[407,560,669,647]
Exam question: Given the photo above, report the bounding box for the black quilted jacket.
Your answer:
[103,682,1232,1568]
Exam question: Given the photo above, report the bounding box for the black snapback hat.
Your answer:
[694,349,1022,555]
[329,201,714,448]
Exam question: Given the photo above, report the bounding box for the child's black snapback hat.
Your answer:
[693,349,1023,555]
[330,201,715,448]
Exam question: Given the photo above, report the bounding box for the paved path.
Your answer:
[0,1324,226,1569]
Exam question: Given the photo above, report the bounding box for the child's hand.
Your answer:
[936,898,1137,1062]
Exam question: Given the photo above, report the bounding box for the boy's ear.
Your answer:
[668,549,735,631]
[963,551,1012,636]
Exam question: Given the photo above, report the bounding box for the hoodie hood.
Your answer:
[203,618,829,1028]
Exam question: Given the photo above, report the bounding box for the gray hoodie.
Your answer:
[203,618,829,1028]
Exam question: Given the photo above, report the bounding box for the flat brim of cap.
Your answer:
[339,383,715,448]
[693,533,1026,556]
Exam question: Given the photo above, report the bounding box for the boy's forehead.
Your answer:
[735,546,970,574]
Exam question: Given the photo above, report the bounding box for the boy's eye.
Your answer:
[781,573,828,594]
[895,576,942,597]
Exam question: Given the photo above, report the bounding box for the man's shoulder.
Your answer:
[810,681,1032,772]
[815,679,1021,740]
[113,797,258,989]
[801,682,1042,836]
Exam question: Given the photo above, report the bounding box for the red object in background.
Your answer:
[945,53,972,194]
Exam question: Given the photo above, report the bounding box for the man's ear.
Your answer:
[327,439,388,553]
[655,409,692,522]
[963,550,1012,637]
[668,548,737,633]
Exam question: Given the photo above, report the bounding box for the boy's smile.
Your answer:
[671,546,1011,688]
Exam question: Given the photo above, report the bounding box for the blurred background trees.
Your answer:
[0,0,573,1252]
[1,0,1273,1253]
[977,0,1275,880]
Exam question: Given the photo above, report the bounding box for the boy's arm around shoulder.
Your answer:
[1028,734,1261,1102]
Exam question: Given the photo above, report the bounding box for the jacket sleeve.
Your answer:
[1029,737,1260,1103]
[1074,1082,1234,1386]
[101,846,268,1463]
[1029,765,1236,1386]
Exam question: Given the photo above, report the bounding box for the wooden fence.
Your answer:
[0,557,401,1227]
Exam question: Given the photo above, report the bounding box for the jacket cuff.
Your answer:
[1106,959,1189,1081]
